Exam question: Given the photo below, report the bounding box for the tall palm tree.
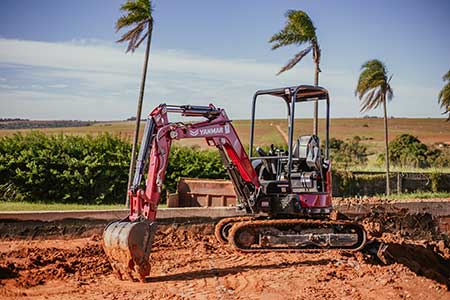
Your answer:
[116,0,154,207]
[438,70,450,121]
[269,10,321,135]
[355,59,394,195]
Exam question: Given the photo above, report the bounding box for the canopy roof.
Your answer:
[254,85,329,102]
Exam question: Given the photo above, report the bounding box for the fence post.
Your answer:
[396,172,402,194]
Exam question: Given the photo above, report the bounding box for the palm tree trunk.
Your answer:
[126,27,153,207]
[382,93,390,195]
[313,62,319,136]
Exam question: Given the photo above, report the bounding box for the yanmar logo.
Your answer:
[189,127,224,136]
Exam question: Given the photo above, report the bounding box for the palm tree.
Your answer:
[438,70,450,121]
[355,59,394,195]
[269,10,321,135]
[116,0,154,206]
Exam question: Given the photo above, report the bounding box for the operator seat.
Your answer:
[292,135,321,171]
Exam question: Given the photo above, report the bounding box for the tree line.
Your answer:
[1,132,447,204]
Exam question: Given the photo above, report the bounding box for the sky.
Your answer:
[0,0,449,120]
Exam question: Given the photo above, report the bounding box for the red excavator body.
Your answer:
[103,85,367,281]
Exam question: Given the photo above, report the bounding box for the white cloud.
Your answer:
[0,84,18,89]
[0,38,444,120]
[0,38,301,81]
[48,84,68,89]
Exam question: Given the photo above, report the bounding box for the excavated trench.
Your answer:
[0,208,449,300]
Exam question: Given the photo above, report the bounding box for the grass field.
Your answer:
[2,118,448,157]
[0,201,126,211]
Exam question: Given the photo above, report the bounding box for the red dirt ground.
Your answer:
[1,215,449,300]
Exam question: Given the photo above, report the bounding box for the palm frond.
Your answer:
[269,10,317,49]
[439,83,450,107]
[438,70,450,120]
[270,10,320,77]
[116,0,153,53]
[116,20,148,52]
[360,88,383,112]
[120,0,152,16]
[285,10,317,40]
[355,59,393,112]
[116,13,149,32]
[443,69,450,81]
[134,30,150,49]
[386,84,394,101]
[277,46,312,75]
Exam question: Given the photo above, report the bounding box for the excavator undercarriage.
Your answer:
[223,218,366,252]
[103,85,368,281]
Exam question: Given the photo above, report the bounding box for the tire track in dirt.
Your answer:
[1,221,450,299]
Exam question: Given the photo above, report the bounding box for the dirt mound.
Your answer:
[0,239,111,288]
[153,223,216,249]
[0,219,106,240]
[352,205,450,289]
[1,222,450,299]
[1,217,450,299]
[360,205,439,239]
[380,242,450,287]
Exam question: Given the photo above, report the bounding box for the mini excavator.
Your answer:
[103,85,367,281]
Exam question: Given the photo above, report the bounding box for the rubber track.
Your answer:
[228,219,367,253]
[214,216,254,244]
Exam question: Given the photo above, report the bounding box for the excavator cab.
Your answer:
[249,85,332,215]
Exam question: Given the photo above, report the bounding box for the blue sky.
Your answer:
[0,0,449,120]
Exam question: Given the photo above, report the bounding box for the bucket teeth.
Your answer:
[103,219,157,281]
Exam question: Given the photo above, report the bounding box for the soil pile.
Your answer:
[0,212,449,299]
[357,205,450,288]
[0,239,111,288]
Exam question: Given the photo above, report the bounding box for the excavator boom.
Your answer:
[103,104,260,281]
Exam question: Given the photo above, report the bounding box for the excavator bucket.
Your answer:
[102,218,157,281]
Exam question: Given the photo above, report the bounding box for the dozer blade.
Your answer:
[102,218,157,281]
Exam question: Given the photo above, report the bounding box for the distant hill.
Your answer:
[0,120,94,130]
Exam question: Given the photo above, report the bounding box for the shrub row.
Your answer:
[0,133,227,204]
[1,133,448,203]
[332,170,450,196]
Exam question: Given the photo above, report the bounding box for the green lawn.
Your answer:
[347,166,450,173]
[0,201,169,211]
[0,201,127,211]
[382,192,450,200]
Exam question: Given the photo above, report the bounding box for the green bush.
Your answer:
[0,132,131,204]
[378,134,448,168]
[327,136,368,168]
[0,133,228,204]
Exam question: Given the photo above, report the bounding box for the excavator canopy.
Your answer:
[254,85,329,103]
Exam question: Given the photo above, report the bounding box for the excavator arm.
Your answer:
[103,104,260,280]
[130,103,260,220]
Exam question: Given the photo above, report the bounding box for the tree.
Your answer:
[269,10,321,135]
[355,60,393,195]
[387,134,430,168]
[377,133,446,168]
[116,0,154,206]
[327,137,368,168]
[438,70,450,121]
